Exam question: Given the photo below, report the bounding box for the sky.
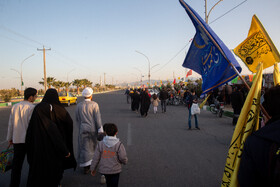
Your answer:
[0,0,279,90]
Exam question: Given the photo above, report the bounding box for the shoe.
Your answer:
[196,127,200,130]
[188,127,191,130]
[83,166,90,174]
[100,175,106,184]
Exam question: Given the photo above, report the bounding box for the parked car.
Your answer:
[58,92,77,106]
[148,88,159,96]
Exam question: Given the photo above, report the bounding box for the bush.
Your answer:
[0,89,18,102]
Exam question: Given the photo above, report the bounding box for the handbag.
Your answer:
[191,103,200,115]
[0,145,14,173]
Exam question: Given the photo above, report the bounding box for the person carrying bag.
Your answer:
[0,144,14,173]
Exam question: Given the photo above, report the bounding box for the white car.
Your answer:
[148,88,159,96]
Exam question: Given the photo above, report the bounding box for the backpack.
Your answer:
[268,142,280,187]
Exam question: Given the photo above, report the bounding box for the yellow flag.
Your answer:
[273,63,280,86]
[221,63,263,187]
[199,94,211,109]
[234,15,280,73]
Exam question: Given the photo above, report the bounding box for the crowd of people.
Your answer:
[6,84,280,186]
[7,87,127,187]
[125,86,200,129]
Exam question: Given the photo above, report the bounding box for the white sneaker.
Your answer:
[100,175,106,184]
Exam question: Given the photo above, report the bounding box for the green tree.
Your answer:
[72,79,83,94]
[39,77,56,89]
[53,80,64,92]
[0,89,18,102]
[81,79,92,88]
[64,82,71,92]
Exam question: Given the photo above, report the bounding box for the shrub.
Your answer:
[0,89,17,102]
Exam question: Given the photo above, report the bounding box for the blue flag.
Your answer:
[179,0,241,94]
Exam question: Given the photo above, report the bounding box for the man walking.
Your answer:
[159,87,168,113]
[75,87,104,175]
[7,87,37,187]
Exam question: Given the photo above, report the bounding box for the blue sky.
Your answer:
[0,0,279,89]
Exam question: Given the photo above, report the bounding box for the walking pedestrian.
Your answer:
[151,93,160,114]
[231,85,244,126]
[140,89,151,117]
[91,123,128,187]
[25,88,76,187]
[159,87,168,113]
[225,83,232,105]
[7,87,37,187]
[124,88,130,104]
[131,90,140,112]
[187,89,199,130]
[75,87,104,175]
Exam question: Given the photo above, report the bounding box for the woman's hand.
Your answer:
[65,152,71,158]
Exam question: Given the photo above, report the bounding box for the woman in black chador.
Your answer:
[140,89,151,117]
[25,89,76,187]
[131,90,140,112]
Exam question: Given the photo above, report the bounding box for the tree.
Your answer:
[64,82,71,92]
[80,79,92,88]
[39,77,56,89]
[0,89,18,102]
[53,80,64,92]
[72,79,83,94]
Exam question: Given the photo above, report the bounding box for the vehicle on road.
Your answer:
[59,92,77,106]
[209,97,224,117]
[148,88,159,96]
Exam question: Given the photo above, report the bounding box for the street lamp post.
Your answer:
[135,50,151,86]
[21,54,35,94]
[205,0,223,24]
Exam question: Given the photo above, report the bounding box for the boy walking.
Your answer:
[90,123,128,187]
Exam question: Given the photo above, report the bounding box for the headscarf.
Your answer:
[42,88,61,105]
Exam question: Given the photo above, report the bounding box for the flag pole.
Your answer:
[228,61,270,120]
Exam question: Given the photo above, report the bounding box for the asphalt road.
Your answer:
[0,90,234,187]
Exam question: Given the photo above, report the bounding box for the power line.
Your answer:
[151,38,192,74]
[0,34,38,48]
[0,25,45,47]
[209,0,248,24]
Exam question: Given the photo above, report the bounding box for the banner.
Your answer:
[222,63,263,187]
[234,15,280,73]
[179,0,241,95]
[273,63,280,86]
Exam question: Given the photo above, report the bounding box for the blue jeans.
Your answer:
[188,108,198,128]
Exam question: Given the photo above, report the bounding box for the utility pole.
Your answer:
[37,46,51,92]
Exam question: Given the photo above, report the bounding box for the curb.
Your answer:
[204,105,233,118]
